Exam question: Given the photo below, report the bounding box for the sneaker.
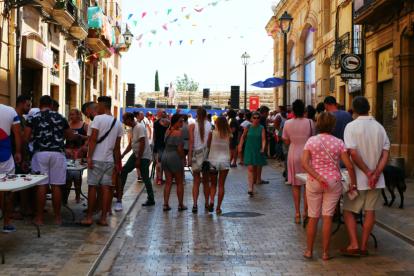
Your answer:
[157,179,165,185]
[115,202,122,212]
[137,177,143,183]
[3,225,16,233]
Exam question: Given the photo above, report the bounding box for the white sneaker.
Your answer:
[115,202,122,212]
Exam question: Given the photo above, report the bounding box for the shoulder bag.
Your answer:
[97,118,117,144]
[316,135,349,194]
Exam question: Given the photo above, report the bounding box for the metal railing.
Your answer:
[354,0,377,17]
[77,0,88,32]
[330,32,350,69]
[109,2,122,33]
[55,0,78,20]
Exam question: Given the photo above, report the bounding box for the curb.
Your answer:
[374,219,414,246]
[86,184,146,276]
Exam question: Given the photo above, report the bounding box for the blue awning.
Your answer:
[252,77,305,88]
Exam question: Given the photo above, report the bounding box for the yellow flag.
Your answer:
[214,38,218,40]
[190,40,194,44]
[195,5,199,7]
[192,24,197,30]
[298,26,303,31]
[186,15,190,19]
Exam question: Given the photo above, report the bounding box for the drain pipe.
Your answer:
[15,6,21,101]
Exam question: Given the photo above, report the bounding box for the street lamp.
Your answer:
[123,29,134,48]
[241,52,250,110]
[279,11,293,107]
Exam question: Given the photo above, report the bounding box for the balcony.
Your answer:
[69,0,89,40]
[87,6,115,58]
[52,0,78,30]
[354,0,409,25]
[109,2,122,37]
[41,0,57,15]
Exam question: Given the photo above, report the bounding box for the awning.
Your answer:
[251,77,305,88]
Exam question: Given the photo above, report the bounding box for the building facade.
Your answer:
[0,0,128,119]
[267,0,414,174]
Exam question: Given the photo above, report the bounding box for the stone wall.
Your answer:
[135,90,275,110]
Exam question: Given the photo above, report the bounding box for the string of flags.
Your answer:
[250,48,273,66]
[136,36,245,48]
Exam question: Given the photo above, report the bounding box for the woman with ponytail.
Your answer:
[188,107,212,213]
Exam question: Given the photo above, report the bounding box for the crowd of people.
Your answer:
[0,94,390,260]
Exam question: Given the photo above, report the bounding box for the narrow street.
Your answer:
[104,162,414,276]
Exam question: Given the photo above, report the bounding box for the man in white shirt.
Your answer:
[143,111,153,145]
[0,104,22,232]
[121,112,154,206]
[341,96,390,257]
[168,83,176,105]
[80,96,123,226]
[187,114,195,125]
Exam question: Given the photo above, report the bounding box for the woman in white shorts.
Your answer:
[207,116,232,214]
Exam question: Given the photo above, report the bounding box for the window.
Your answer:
[93,64,97,89]
[353,25,361,54]
[305,29,314,57]
[289,44,296,69]
[51,48,59,77]
[109,68,112,90]
[289,71,297,105]
[305,60,316,107]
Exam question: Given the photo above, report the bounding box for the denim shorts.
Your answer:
[157,147,165,162]
[87,161,114,187]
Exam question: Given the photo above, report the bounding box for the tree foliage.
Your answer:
[175,74,199,92]
[155,70,160,91]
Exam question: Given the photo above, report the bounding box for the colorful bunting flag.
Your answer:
[162,23,168,30]
[133,20,137,26]
[273,26,278,29]
[195,5,200,7]
[298,26,303,31]
[311,27,315,32]
[190,40,194,44]
[116,15,122,21]
[215,38,218,40]
[195,8,203,12]
[128,14,133,20]
[151,29,157,34]
[182,7,186,12]
[142,12,147,18]
[169,41,172,46]
[228,37,231,39]
[155,11,158,16]
[93,54,97,58]
[100,51,105,57]
[180,40,183,45]
[167,9,172,15]
[212,2,218,6]
[139,42,142,48]
[185,15,190,19]
[203,39,206,43]
[240,36,243,38]
[137,34,143,41]
[110,47,115,54]
[149,42,152,47]
[268,32,272,36]
[192,25,197,30]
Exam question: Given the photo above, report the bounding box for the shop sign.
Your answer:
[66,61,80,84]
[26,39,53,68]
[249,96,260,111]
[341,54,363,79]
[378,48,393,83]
[348,79,362,94]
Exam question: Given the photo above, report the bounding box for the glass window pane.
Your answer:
[305,29,314,57]
[290,71,297,105]
[289,44,296,69]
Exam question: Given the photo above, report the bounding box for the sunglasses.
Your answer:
[253,117,260,119]
[179,120,184,123]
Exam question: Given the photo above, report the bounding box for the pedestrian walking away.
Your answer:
[282,99,316,224]
[207,116,232,214]
[301,111,357,260]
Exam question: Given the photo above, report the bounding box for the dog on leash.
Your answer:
[382,165,406,209]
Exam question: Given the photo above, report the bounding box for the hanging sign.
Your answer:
[341,54,363,79]
[378,48,393,83]
[26,40,53,68]
[249,96,260,111]
[66,60,80,84]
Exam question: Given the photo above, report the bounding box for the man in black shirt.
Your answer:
[153,109,169,184]
[228,109,239,167]
[257,106,270,184]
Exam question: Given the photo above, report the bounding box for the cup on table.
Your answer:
[74,159,81,166]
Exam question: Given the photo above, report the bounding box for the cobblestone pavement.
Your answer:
[0,151,142,276]
[110,161,414,276]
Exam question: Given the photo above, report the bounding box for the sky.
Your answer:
[121,0,276,95]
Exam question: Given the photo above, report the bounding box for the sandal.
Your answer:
[178,204,188,211]
[323,253,335,260]
[208,202,214,212]
[204,204,209,209]
[163,204,171,211]
[216,208,222,214]
[192,206,198,213]
[294,213,301,224]
[248,190,254,196]
[303,251,313,258]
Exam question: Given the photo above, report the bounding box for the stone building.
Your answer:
[0,0,127,119]
[135,90,276,110]
[266,0,358,110]
[354,0,414,175]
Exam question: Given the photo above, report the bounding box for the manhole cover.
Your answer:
[221,212,263,218]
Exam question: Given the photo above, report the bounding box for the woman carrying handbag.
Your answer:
[301,112,357,260]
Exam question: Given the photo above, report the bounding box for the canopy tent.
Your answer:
[251,77,305,88]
